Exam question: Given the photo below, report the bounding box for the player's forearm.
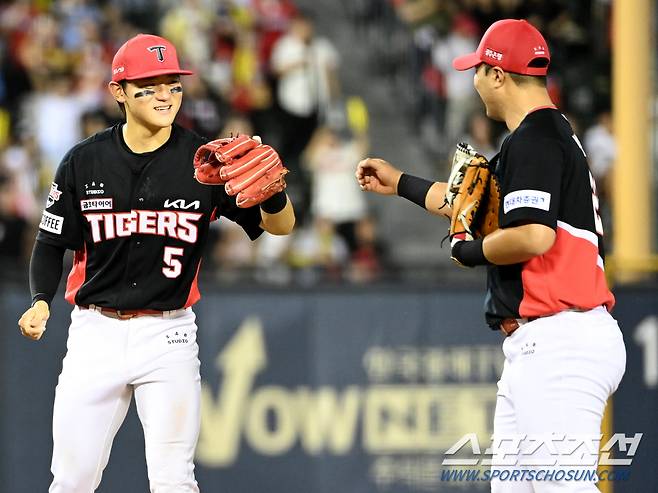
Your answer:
[29,240,66,306]
[425,182,451,217]
[397,175,451,218]
[259,193,295,235]
[482,224,556,265]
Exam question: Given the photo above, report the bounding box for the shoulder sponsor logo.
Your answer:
[40,211,64,234]
[503,190,551,214]
[164,198,201,210]
[46,183,62,208]
[81,198,113,211]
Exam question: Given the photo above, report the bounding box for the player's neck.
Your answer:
[122,121,172,153]
[504,88,555,132]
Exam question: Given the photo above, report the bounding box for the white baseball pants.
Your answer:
[49,306,201,493]
[491,306,626,492]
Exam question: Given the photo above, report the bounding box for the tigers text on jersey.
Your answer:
[485,108,614,328]
[37,123,263,311]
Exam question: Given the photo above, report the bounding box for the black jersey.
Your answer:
[485,108,614,328]
[37,123,263,310]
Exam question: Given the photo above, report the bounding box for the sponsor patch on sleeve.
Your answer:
[503,190,551,214]
[46,182,62,209]
[39,211,64,234]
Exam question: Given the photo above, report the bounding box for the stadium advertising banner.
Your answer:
[1,286,655,492]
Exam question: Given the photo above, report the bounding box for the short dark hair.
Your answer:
[481,63,547,87]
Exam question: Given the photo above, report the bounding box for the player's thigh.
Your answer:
[509,313,624,436]
[53,309,133,467]
[133,358,201,490]
[133,358,201,443]
[491,361,534,493]
[51,379,132,490]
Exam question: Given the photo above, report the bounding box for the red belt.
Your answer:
[80,305,183,320]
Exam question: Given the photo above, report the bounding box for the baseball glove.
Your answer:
[193,135,289,208]
[445,142,477,208]
[449,147,500,243]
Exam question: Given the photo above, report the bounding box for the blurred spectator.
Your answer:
[431,13,479,152]
[176,74,227,139]
[55,0,103,52]
[20,69,97,179]
[583,109,615,203]
[252,0,298,64]
[304,125,369,252]
[160,0,214,69]
[211,219,256,283]
[230,29,273,118]
[0,171,31,264]
[459,111,497,160]
[270,12,340,169]
[0,134,39,219]
[347,216,385,283]
[80,109,110,138]
[287,217,349,284]
[218,111,255,138]
[582,109,613,241]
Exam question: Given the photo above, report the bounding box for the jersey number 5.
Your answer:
[163,246,184,278]
[589,171,604,236]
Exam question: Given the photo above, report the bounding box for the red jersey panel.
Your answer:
[519,221,614,317]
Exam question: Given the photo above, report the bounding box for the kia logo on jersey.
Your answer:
[164,198,201,210]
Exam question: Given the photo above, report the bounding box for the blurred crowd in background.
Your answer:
[0,0,620,285]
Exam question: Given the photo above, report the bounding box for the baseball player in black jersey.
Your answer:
[357,19,625,492]
[17,34,294,493]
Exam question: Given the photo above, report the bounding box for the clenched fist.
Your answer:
[18,300,50,341]
[355,158,403,195]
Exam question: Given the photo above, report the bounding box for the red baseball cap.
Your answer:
[111,34,194,82]
[452,19,550,76]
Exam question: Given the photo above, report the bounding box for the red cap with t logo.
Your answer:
[452,19,550,76]
[111,34,194,82]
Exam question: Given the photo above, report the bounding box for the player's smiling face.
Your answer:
[122,75,183,128]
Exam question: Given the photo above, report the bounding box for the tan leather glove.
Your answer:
[18,300,50,341]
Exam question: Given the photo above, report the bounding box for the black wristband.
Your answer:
[451,238,489,267]
[31,294,51,307]
[397,174,433,209]
[260,191,287,214]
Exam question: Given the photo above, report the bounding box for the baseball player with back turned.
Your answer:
[17,34,295,493]
[357,19,626,492]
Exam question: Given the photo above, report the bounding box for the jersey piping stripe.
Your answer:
[184,259,202,308]
[65,244,87,305]
[556,220,598,248]
[557,220,605,271]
